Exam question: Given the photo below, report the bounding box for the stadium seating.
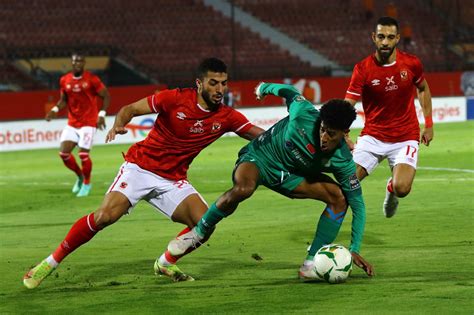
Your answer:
[234,0,469,72]
[1,0,471,90]
[1,0,323,88]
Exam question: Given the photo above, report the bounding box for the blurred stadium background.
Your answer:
[1,1,473,312]
[1,0,473,90]
[2,0,473,148]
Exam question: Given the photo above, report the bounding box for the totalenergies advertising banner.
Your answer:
[227,72,463,108]
[0,97,467,152]
[0,72,465,121]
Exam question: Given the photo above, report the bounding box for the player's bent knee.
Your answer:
[230,184,255,202]
[59,152,71,161]
[330,188,347,212]
[393,183,411,198]
[94,208,122,228]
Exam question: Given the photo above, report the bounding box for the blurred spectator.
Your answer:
[385,2,398,19]
[461,71,474,96]
[224,89,234,107]
[363,0,374,21]
[401,23,413,50]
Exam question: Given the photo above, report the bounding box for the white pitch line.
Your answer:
[0,182,111,186]
[414,178,474,182]
[417,166,474,174]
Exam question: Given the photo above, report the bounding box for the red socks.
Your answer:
[165,227,208,264]
[78,152,92,185]
[164,227,192,264]
[387,179,394,193]
[52,213,100,263]
[59,152,82,177]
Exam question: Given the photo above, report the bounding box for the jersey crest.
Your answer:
[211,122,222,133]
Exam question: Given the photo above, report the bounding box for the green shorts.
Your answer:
[235,146,305,197]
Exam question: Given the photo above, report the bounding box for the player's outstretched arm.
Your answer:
[332,162,374,276]
[255,82,300,103]
[239,126,265,140]
[96,88,111,130]
[417,79,434,146]
[45,93,67,121]
[343,98,358,150]
[105,98,151,143]
[352,252,374,276]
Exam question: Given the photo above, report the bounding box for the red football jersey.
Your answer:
[125,88,254,181]
[345,50,424,142]
[59,71,106,128]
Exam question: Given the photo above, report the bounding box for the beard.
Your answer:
[377,46,395,62]
[201,90,221,111]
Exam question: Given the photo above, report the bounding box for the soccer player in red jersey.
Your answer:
[24,58,264,288]
[344,17,434,217]
[46,53,110,197]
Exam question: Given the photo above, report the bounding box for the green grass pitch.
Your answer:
[1,121,473,314]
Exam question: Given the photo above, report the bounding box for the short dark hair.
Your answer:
[376,16,399,32]
[197,58,227,79]
[320,99,357,130]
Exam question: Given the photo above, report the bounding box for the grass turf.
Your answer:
[0,121,473,314]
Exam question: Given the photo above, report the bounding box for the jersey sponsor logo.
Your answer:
[190,120,205,133]
[386,76,395,85]
[176,112,186,120]
[400,70,408,81]
[66,84,72,90]
[385,76,398,92]
[194,120,204,127]
[371,79,381,86]
[72,83,81,92]
[348,174,361,190]
[211,122,221,132]
[82,82,89,89]
[120,182,128,189]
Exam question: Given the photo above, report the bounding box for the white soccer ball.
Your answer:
[313,244,353,284]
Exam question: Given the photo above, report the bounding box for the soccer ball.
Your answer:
[313,244,353,284]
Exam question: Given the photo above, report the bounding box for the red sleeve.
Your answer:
[146,89,177,113]
[59,76,66,95]
[411,56,425,86]
[91,74,106,94]
[345,63,364,101]
[229,109,253,135]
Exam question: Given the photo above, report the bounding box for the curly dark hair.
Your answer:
[319,99,357,130]
[197,57,227,79]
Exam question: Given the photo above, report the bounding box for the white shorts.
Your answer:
[107,162,205,218]
[60,125,96,150]
[353,135,419,174]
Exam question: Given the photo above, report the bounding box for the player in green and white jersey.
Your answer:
[169,82,374,278]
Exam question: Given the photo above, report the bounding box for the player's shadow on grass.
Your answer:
[22,256,305,293]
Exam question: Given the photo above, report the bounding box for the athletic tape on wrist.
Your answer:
[98,110,106,117]
[51,106,59,113]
